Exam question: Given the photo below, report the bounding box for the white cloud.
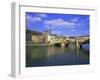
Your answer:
[33,17,42,22]
[70,17,79,22]
[37,13,48,18]
[71,29,75,31]
[44,18,76,29]
[26,13,48,23]
[32,17,42,22]
[26,14,42,22]
[52,30,61,34]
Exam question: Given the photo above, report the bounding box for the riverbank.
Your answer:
[26,43,49,46]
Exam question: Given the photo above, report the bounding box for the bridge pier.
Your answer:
[61,37,65,48]
[80,45,82,48]
[61,43,65,47]
[76,39,80,48]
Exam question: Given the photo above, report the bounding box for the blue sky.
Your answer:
[26,12,89,37]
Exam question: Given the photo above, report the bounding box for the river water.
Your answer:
[26,44,89,67]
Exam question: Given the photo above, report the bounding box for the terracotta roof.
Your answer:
[26,30,43,35]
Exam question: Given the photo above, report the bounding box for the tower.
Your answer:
[43,31,48,44]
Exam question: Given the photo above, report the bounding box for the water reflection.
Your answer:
[26,44,89,67]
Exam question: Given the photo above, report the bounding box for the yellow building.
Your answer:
[31,35,40,43]
[26,30,48,44]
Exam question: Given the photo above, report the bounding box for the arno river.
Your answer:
[26,44,89,67]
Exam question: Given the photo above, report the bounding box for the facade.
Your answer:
[26,30,32,43]
[43,31,48,44]
[26,30,48,44]
[31,35,40,43]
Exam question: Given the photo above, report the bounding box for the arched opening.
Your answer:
[54,43,61,47]
[65,43,69,47]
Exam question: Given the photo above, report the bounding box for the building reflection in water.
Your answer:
[47,47,56,58]
[26,44,89,67]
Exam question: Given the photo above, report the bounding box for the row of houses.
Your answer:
[26,29,71,44]
[26,30,48,44]
[26,30,58,44]
[26,29,89,44]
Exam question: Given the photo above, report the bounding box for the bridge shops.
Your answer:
[48,35,89,48]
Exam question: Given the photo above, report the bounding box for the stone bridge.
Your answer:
[49,36,89,48]
[75,36,89,48]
